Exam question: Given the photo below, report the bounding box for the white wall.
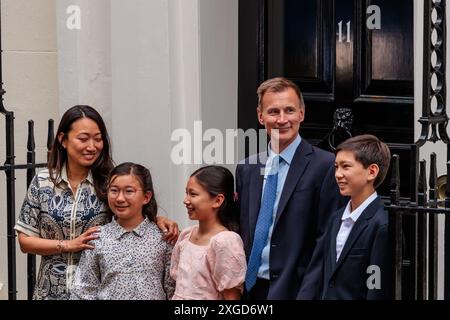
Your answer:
[56,0,112,129]
[56,0,238,230]
[1,0,238,300]
[108,0,238,228]
[199,0,239,175]
[0,0,59,300]
[110,0,176,222]
[167,0,202,227]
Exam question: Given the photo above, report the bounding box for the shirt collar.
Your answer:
[110,217,150,240]
[57,164,94,186]
[57,164,69,185]
[268,134,301,165]
[341,191,378,222]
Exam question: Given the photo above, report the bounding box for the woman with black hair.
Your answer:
[15,105,178,300]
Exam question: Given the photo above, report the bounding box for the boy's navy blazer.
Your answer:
[321,196,390,300]
[236,139,342,299]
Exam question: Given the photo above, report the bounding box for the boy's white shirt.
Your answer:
[335,191,378,262]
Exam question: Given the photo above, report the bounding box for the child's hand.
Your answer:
[156,216,179,244]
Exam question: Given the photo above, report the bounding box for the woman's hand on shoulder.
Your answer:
[155,216,179,244]
[66,226,100,252]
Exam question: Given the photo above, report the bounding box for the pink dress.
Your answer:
[170,226,247,300]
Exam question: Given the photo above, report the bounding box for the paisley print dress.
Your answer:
[15,167,109,300]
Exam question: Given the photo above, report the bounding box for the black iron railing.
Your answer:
[385,0,449,300]
[0,118,53,300]
[0,0,54,300]
[386,153,450,300]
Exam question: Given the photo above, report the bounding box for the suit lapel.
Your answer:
[329,211,343,271]
[248,152,266,242]
[333,197,382,272]
[273,141,312,227]
[323,212,343,287]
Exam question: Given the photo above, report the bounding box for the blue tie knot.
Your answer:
[268,155,281,176]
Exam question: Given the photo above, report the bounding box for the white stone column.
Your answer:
[199,0,239,174]
[167,0,202,227]
[56,0,112,129]
[108,0,202,228]
[109,0,238,229]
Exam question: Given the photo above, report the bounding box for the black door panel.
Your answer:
[239,0,414,145]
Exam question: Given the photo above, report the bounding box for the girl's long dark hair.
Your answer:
[190,165,238,232]
[108,162,158,222]
[48,105,114,202]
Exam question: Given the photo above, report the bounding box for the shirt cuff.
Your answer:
[14,221,40,238]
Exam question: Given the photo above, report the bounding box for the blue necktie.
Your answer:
[245,156,280,291]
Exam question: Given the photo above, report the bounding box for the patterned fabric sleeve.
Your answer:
[70,243,101,300]
[163,243,176,299]
[15,173,42,237]
[207,232,247,293]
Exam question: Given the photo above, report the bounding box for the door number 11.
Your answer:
[337,21,351,43]
[337,5,381,43]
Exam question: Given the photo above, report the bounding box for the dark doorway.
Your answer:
[238,0,414,145]
[239,0,415,198]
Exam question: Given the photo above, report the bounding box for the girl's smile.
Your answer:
[108,174,151,230]
[184,176,221,221]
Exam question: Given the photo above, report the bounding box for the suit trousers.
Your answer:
[248,278,270,300]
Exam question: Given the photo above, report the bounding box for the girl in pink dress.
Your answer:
[170,165,246,300]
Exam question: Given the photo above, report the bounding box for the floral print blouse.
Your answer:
[70,218,175,300]
[14,167,109,300]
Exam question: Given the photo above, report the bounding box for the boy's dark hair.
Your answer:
[335,134,391,188]
[108,162,158,222]
[190,165,238,232]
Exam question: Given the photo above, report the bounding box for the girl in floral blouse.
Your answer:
[15,105,178,300]
[170,165,247,300]
[71,162,175,300]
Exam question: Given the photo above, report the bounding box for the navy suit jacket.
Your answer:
[236,139,342,299]
[321,196,390,300]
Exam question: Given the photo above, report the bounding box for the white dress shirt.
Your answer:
[335,192,378,261]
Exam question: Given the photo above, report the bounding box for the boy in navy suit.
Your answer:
[321,134,391,300]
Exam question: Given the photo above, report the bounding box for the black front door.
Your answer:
[239,0,414,143]
[238,0,415,196]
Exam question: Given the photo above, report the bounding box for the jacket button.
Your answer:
[271,244,277,248]
[272,274,279,279]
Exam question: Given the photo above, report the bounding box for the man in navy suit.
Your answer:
[236,77,342,299]
[321,134,391,299]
